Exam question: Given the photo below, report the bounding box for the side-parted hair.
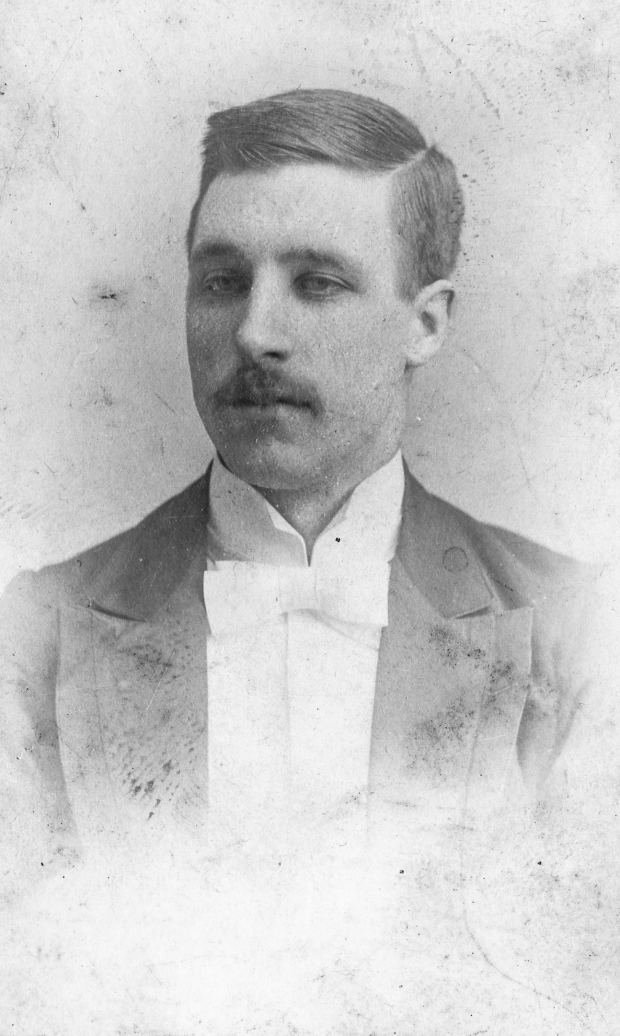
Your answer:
[186,89,464,297]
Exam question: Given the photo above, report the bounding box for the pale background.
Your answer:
[2,0,619,589]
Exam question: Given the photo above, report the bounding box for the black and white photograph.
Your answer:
[1,2,619,1033]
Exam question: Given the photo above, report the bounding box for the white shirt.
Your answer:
[204,452,405,857]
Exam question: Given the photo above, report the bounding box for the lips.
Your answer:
[233,393,310,408]
[215,366,321,414]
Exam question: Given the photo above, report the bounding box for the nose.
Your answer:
[235,269,290,361]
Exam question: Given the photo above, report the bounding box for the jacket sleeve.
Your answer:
[0,569,78,895]
[537,558,620,803]
[481,524,603,789]
[461,515,602,789]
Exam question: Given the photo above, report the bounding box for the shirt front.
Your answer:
[204,452,405,857]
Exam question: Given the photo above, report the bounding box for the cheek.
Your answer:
[327,311,405,386]
[187,303,214,343]
[186,304,235,368]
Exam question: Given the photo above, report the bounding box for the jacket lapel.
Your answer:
[56,476,213,862]
[369,471,533,853]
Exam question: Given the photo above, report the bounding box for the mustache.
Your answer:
[214,365,322,413]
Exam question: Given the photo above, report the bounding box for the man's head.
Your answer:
[187,89,463,299]
[186,89,464,494]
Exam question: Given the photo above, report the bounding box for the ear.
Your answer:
[405,279,454,369]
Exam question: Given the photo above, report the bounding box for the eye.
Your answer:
[295,273,351,298]
[197,270,250,297]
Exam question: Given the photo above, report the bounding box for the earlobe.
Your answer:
[406,279,454,368]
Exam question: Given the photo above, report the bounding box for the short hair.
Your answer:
[186,89,464,297]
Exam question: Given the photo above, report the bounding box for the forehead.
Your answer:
[191,164,397,268]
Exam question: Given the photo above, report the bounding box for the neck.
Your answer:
[256,452,399,558]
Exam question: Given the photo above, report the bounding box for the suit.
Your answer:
[0,463,605,1028]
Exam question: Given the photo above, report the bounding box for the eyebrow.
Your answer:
[189,241,246,266]
[189,240,365,280]
[278,247,364,279]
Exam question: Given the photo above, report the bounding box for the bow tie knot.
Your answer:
[203,559,391,639]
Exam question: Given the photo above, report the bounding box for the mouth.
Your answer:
[214,368,322,415]
[231,396,312,410]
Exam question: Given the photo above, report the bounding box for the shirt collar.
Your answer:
[207,451,405,570]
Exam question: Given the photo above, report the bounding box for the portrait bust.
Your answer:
[0,87,611,1035]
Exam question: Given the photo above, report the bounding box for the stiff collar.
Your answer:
[206,451,405,571]
[82,461,495,623]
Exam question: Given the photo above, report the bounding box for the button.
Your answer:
[443,546,468,573]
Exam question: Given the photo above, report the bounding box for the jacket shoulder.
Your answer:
[435,493,596,610]
[402,468,596,616]
[16,474,210,615]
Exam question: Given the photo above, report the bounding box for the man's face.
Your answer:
[186,163,425,492]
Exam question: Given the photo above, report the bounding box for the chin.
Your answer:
[215,440,318,492]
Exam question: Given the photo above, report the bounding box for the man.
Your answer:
[0,89,602,1028]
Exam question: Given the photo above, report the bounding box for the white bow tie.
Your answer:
[203,558,391,639]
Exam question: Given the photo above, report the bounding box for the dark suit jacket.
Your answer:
[0,462,594,860]
[0,464,601,1021]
